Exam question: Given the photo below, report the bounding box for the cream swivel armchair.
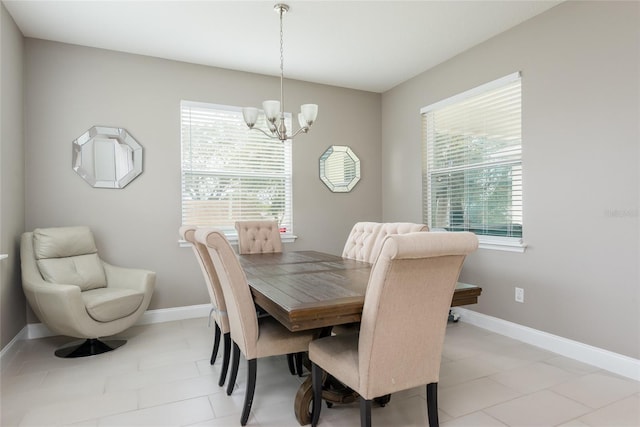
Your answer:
[342,222,429,264]
[20,226,155,358]
[196,228,319,426]
[180,226,231,386]
[310,231,478,427]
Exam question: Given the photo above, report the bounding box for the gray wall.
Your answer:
[23,39,381,315]
[1,3,26,349]
[5,1,638,361]
[381,1,639,358]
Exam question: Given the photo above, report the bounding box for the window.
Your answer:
[181,101,293,237]
[421,72,524,251]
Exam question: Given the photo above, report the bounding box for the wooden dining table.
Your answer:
[239,250,483,425]
[240,250,482,332]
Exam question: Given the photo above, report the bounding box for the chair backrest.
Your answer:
[357,231,478,399]
[195,228,260,359]
[235,220,283,254]
[32,226,107,291]
[180,226,229,333]
[342,222,429,264]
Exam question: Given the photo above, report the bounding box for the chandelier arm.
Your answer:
[250,127,281,139]
[289,127,309,139]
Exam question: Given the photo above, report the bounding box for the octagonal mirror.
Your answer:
[72,126,143,188]
[319,145,361,192]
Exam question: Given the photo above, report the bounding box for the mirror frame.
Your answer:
[319,145,361,193]
[72,126,143,188]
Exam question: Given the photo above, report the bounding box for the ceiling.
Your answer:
[3,1,562,93]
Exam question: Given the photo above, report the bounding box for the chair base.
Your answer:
[54,338,126,358]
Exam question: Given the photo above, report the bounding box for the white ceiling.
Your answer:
[3,0,562,93]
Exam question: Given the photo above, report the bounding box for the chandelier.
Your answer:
[242,3,318,141]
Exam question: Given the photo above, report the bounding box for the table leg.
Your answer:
[293,372,360,425]
[294,375,314,425]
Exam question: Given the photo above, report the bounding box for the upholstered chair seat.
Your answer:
[20,226,155,358]
[81,287,145,322]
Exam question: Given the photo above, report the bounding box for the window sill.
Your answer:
[430,228,526,253]
[478,236,527,253]
[179,232,297,248]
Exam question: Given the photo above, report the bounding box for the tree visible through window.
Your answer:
[181,101,293,235]
[421,72,522,244]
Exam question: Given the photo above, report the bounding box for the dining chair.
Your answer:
[180,226,231,387]
[342,222,429,264]
[235,220,283,254]
[310,231,478,427]
[195,228,320,426]
[336,222,430,337]
[234,220,302,376]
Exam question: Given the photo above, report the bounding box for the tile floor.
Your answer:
[1,318,638,426]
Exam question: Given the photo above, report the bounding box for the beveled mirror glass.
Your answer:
[319,145,361,192]
[72,126,143,188]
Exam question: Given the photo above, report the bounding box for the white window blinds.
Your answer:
[421,72,522,243]
[181,101,293,235]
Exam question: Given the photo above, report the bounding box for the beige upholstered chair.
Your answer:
[235,220,283,254]
[234,219,301,375]
[20,226,155,358]
[342,222,429,264]
[310,231,478,427]
[180,226,231,386]
[195,228,318,426]
[336,222,430,336]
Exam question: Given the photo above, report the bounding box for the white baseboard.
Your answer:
[454,307,640,381]
[136,304,211,325]
[0,326,29,364]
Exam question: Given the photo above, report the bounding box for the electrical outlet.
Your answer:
[515,287,524,303]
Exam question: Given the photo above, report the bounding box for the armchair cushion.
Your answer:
[34,226,98,259]
[37,254,107,291]
[34,226,107,291]
[81,287,145,322]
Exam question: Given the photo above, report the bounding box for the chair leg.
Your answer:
[210,323,221,365]
[296,351,304,376]
[287,353,296,375]
[359,397,372,427]
[226,342,241,395]
[311,362,323,427]
[426,382,439,427]
[218,332,231,387]
[240,359,257,426]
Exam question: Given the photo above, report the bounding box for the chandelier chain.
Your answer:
[279,7,285,115]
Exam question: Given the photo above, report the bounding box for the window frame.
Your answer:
[180,100,295,243]
[421,72,526,253]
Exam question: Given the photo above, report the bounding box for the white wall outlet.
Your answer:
[515,287,524,303]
